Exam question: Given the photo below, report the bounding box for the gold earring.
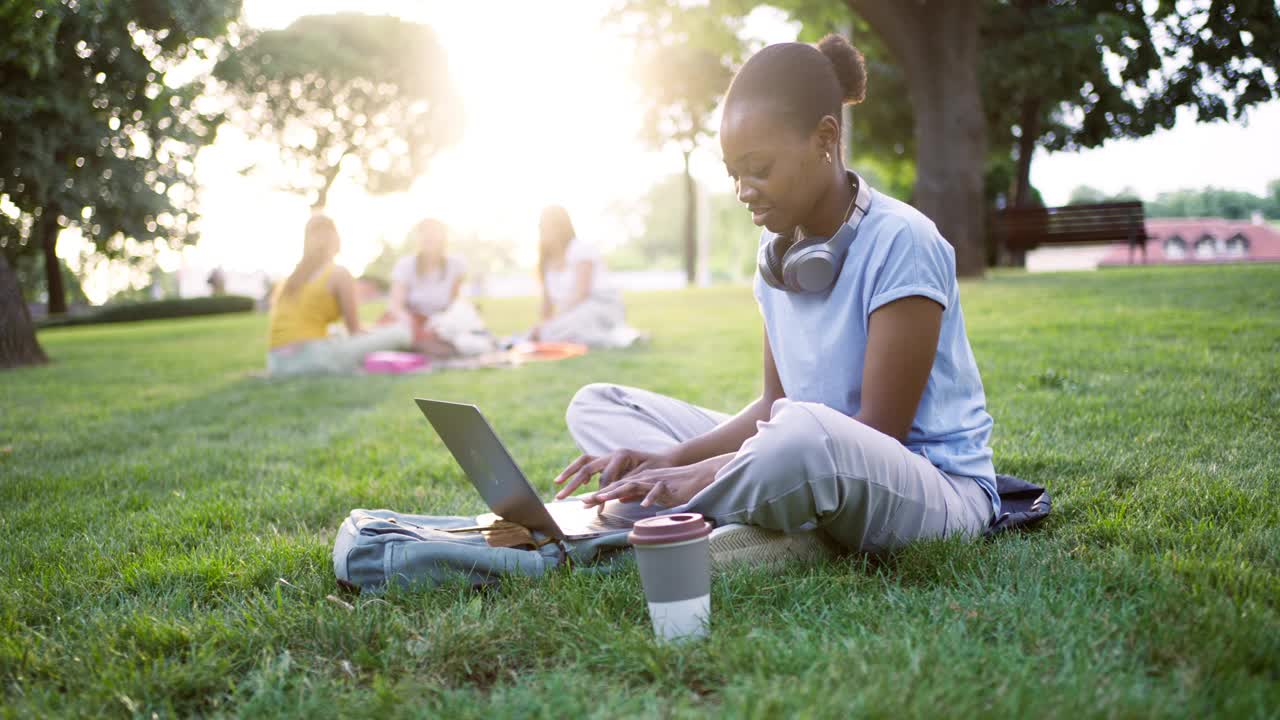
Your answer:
[825,151,833,163]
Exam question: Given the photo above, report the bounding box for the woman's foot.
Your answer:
[707,523,841,570]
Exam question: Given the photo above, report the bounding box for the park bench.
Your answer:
[993,201,1150,265]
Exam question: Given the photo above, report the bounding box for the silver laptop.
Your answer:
[415,398,654,540]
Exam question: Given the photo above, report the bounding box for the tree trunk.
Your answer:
[848,0,988,277]
[682,150,697,286]
[314,157,345,209]
[0,251,49,369]
[314,175,333,209]
[1012,97,1041,208]
[40,214,67,315]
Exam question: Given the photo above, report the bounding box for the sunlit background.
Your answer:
[53,0,1280,303]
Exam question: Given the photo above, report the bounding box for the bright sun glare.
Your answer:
[61,1,1277,303]
[180,1,681,285]
[65,0,798,303]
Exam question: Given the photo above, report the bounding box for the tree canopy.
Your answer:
[611,172,761,282]
[1069,180,1280,220]
[214,13,462,208]
[698,0,1280,272]
[624,2,741,158]
[613,1,741,285]
[1,0,241,368]
[1,0,242,314]
[984,0,1280,207]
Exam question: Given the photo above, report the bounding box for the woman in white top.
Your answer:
[388,218,467,356]
[532,205,635,348]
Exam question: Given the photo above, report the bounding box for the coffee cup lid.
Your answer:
[628,513,712,546]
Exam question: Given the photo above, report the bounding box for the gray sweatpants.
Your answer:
[566,384,994,553]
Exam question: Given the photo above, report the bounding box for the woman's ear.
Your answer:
[813,115,842,161]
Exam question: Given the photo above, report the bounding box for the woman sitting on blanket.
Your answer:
[267,215,409,377]
[387,218,469,357]
[554,35,998,557]
[530,205,639,348]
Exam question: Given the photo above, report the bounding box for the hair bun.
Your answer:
[817,34,866,105]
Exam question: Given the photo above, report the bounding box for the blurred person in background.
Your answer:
[206,266,226,296]
[266,214,410,376]
[387,218,468,356]
[530,204,639,347]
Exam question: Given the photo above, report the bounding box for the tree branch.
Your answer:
[843,1,925,75]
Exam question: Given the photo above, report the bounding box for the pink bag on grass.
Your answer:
[363,351,430,374]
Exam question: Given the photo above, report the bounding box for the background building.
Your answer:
[1100,216,1280,267]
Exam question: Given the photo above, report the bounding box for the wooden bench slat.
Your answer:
[994,202,1150,257]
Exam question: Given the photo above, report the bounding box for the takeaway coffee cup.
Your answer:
[629,513,713,642]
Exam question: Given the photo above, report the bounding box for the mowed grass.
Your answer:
[3,264,1278,718]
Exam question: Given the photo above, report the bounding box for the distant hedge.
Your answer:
[39,295,256,329]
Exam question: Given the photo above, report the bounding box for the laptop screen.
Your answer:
[415,398,564,539]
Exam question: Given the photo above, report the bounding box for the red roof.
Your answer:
[1100,218,1280,266]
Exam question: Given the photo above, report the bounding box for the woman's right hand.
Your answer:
[553,448,676,500]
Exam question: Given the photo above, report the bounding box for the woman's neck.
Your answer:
[418,253,443,273]
[799,166,855,238]
[544,242,570,268]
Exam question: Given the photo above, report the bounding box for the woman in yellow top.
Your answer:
[266,215,410,376]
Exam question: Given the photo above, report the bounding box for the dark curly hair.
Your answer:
[724,34,867,135]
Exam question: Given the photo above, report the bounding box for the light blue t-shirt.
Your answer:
[754,189,998,515]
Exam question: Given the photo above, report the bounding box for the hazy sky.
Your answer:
[61,1,1280,301]
[1032,100,1279,203]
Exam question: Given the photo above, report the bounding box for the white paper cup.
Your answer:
[629,513,713,642]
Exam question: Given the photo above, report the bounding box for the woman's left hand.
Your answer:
[580,453,735,509]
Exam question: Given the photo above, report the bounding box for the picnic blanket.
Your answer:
[362,341,591,375]
[333,474,1050,593]
[433,341,589,371]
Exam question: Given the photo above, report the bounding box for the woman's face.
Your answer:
[720,101,830,234]
[417,225,445,258]
[317,227,341,259]
[539,215,569,256]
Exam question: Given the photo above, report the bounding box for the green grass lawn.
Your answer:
[3,265,1278,718]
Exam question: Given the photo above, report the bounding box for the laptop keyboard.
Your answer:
[591,512,633,530]
[548,501,635,534]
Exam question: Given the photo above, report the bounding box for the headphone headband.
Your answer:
[757,171,872,294]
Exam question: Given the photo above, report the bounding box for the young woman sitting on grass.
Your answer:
[554,35,998,559]
[529,205,639,348]
[386,218,468,357]
[266,214,409,377]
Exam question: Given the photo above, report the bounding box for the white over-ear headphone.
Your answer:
[757,171,872,294]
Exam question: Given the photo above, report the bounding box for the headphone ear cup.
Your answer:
[788,249,838,293]
[780,237,839,293]
[758,238,787,289]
